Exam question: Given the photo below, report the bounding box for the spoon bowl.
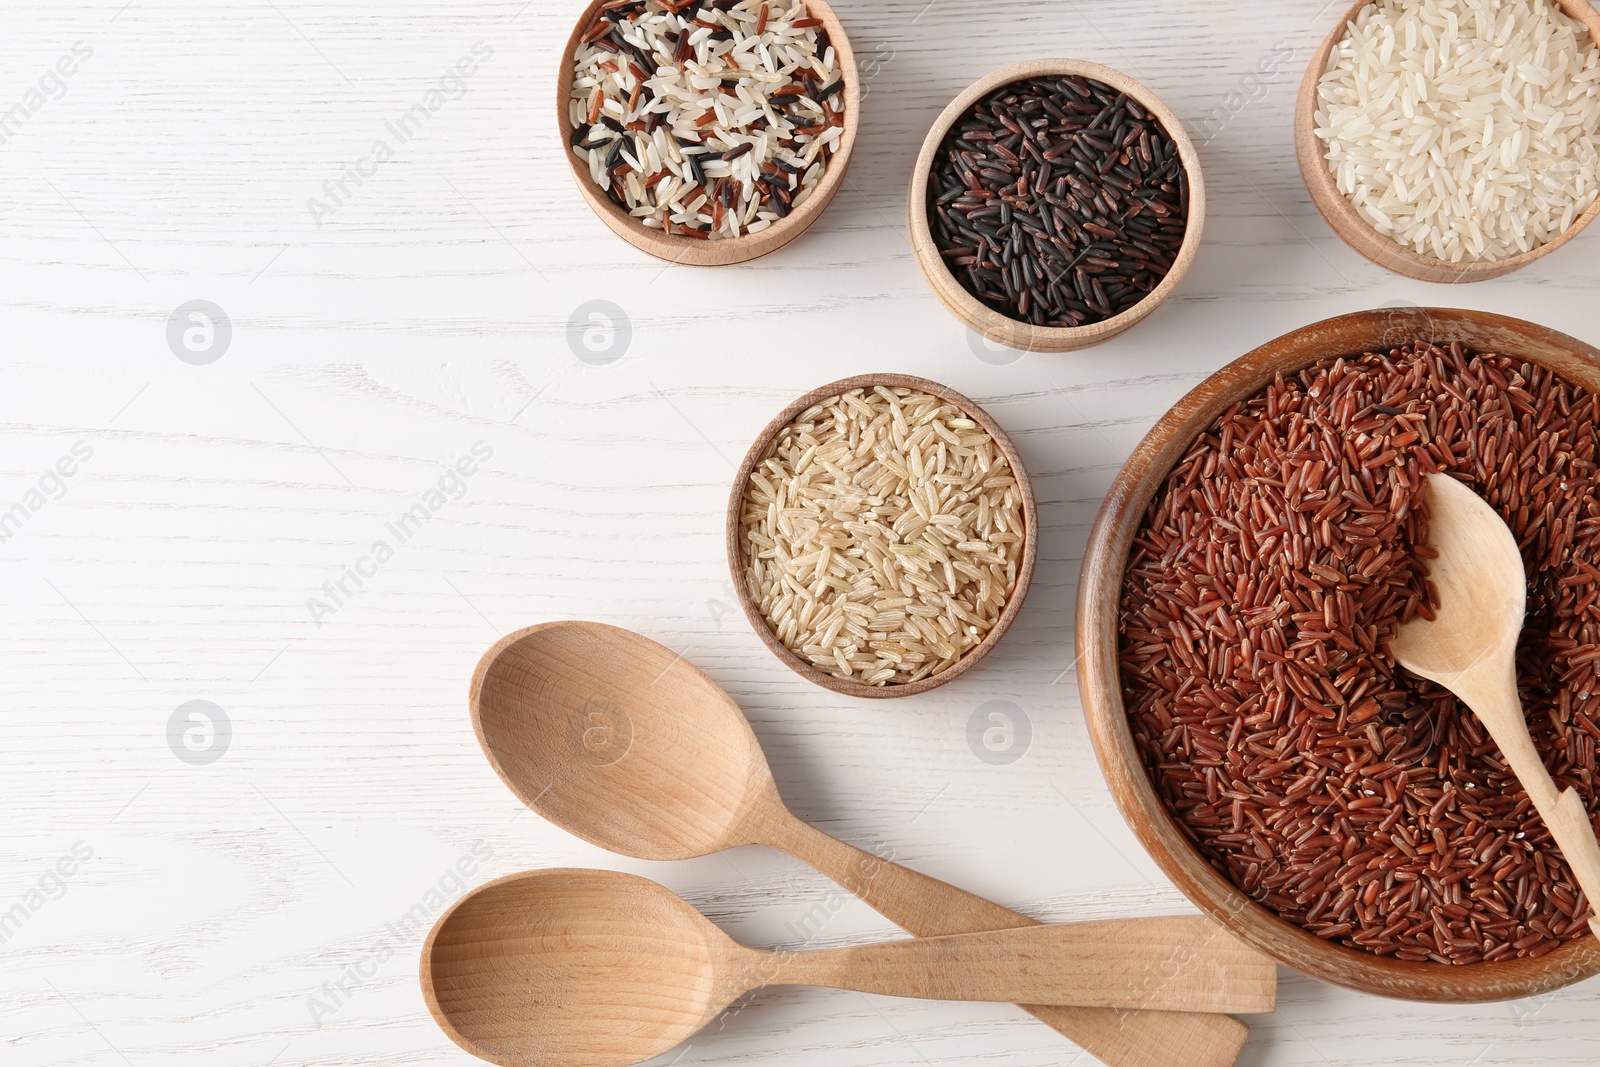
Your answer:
[421,868,1279,1067]
[1393,473,1600,938]
[422,869,724,1067]
[471,620,1256,1065]
[470,622,780,860]
[1389,473,1527,682]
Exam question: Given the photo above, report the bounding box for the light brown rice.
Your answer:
[739,387,1023,686]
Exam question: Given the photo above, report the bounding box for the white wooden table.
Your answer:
[3,1,1598,1064]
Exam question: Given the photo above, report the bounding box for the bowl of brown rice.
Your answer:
[729,375,1037,698]
[1078,307,1600,1000]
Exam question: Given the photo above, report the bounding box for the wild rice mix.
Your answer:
[740,388,1023,686]
[1121,342,1600,962]
[568,0,846,240]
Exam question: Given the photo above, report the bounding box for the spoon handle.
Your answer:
[764,915,1276,1015]
[761,815,1252,1067]
[1460,668,1600,938]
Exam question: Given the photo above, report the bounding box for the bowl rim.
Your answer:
[556,0,861,267]
[1294,0,1600,283]
[725,373,1039,699]
[907,57,1206,353]
[1076,306,1600,1001]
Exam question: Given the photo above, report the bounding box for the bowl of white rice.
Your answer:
[1296,0,1600,282]
[560,0,859,266]
[727,375,1038,698]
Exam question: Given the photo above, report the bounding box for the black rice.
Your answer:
[928,75,1189,329]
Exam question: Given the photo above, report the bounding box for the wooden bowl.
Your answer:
[1295,0,1600,283]
[1077,306,1600,1001]
[727,374,1038,699]
[908,59,1205,353]
[556,0,860,267]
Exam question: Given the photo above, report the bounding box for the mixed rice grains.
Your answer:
[568,0,847,240]
[1120,341,1600,962]
[740,387,1024,686]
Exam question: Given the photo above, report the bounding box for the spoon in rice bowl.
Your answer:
[1392,472,1600,936]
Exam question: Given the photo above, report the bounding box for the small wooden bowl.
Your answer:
[1295,0,1600,283]
[1077,306,1600,1001]
[727,374,1038,699]
[908,59,1205,353]
[556,0,860,267]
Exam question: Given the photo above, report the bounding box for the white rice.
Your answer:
[739,387,1023,687]
[568,0,845,241]
[1314,0,1600,263]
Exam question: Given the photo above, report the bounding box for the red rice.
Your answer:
[1119,341,1600,962]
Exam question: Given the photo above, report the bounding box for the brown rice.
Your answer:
[739,387,1023,686]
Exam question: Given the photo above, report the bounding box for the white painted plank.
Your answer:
[2,1,1598,1065]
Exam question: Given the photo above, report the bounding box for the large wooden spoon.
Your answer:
[421,868,1276,1067]
[1392,472,1600,937]
[470,621,1259,1067]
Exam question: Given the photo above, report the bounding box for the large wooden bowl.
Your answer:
[728,374,1037,699]
[1295,0,1600,283]
[1077,307,1600,1001]
[557,0,860,267]
[909,59,1205,352]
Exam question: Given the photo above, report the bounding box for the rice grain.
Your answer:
[1120,341,1600,961]
[741,388,1022,686]
[1315,0,1600,263]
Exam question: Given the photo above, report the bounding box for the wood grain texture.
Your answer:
[469,621,779,861]
[759,794,1254,1067]
[1293,0,1600,283]
[5,1,1600,1065]
[420,867,1272,1067]
[470,620,1251,1065]
[1076,308,1600,1002]
[774,915,1276,1014]
[1393,474,1600,941]
[907,58,1206,352]
[724,373,1039,698]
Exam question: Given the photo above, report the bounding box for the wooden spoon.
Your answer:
[470,621,1259,1067]
[421,868,1277,1067]
[1392,472,1600,937]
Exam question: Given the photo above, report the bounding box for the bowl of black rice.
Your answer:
[909,59,1204,353]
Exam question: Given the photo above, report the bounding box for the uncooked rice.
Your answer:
[927,74,1190,328]
[1315,0,1600,263]
[568,0,846,240]
[1120,341,1600,962]
[740,387,1023,686]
